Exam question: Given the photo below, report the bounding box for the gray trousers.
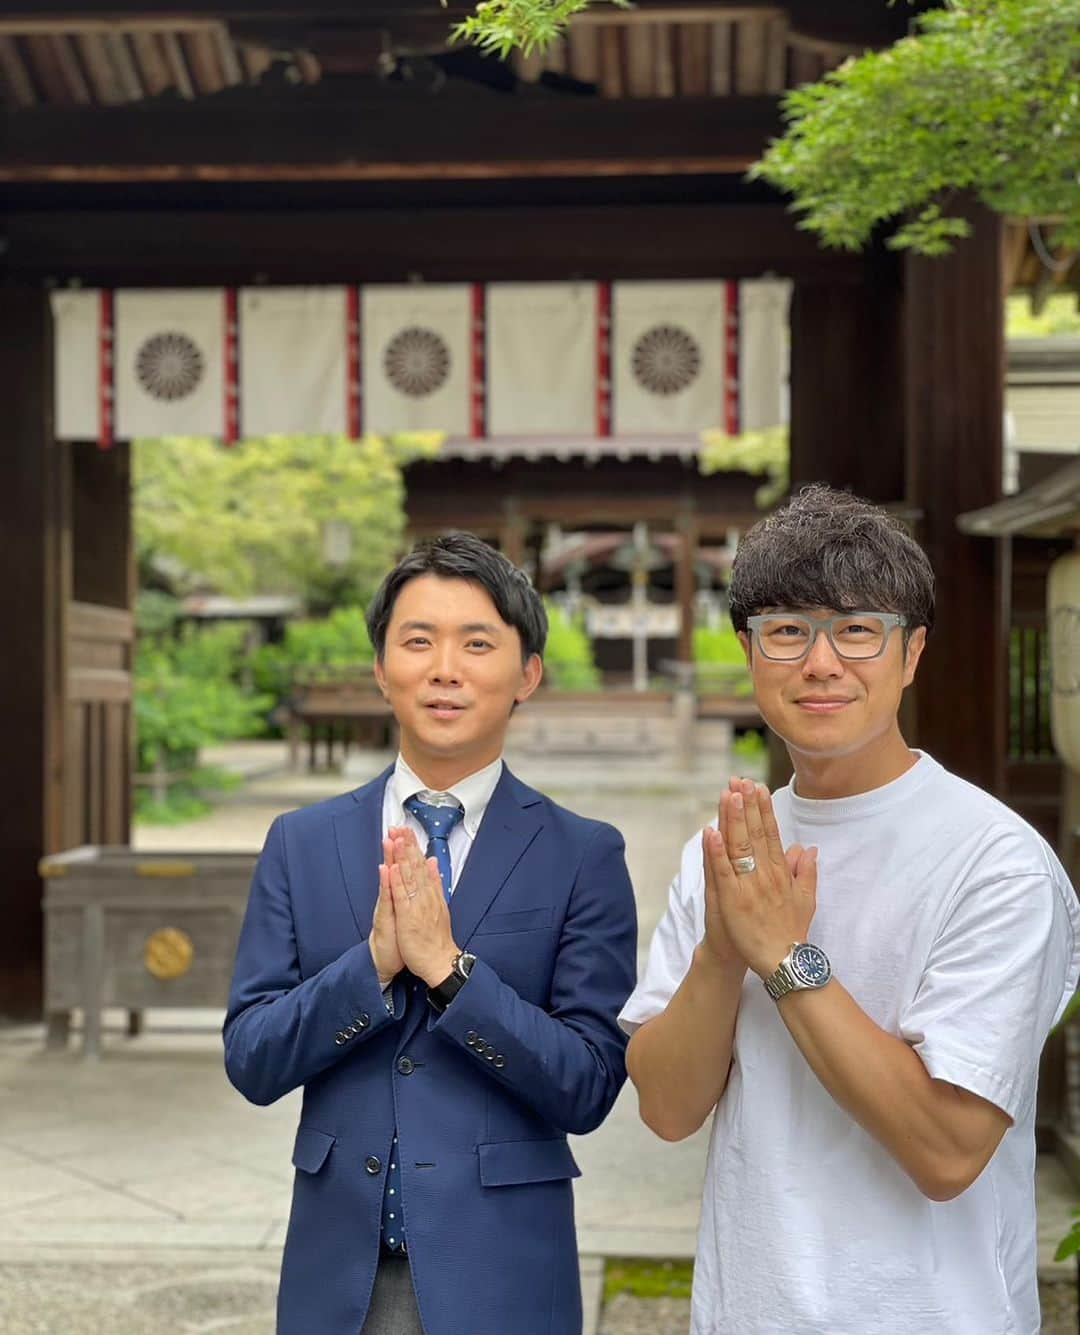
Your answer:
[361,1253,424,1335]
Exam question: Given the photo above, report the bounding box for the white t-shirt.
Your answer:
[620,753,1080,1335]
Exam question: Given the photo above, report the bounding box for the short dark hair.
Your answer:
[728,484,935,634]
[366,531,548,662]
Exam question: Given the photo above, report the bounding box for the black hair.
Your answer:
[728,484,935,633]
[366,531,548,662]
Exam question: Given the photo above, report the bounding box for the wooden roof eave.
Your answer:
[958,457,1080,540]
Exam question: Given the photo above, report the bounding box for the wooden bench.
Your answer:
[285,666,395,770]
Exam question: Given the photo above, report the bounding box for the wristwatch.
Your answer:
[427,950,477,1014]
[763,942,832,1001]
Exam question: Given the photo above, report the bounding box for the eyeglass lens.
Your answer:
[756,614,892,661]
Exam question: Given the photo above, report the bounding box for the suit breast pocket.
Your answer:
[473,906,555,936]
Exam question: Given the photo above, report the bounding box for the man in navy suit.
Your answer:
[224,532,638,1335]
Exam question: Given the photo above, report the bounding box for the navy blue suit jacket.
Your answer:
[223,764,637,1335]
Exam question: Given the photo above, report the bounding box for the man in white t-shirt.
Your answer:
[621,485,1080,1335]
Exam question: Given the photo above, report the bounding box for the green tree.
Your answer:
[543,600,602,690]
[447,0,628,56]
[700,426,789,508]
[452,0,1080,257]
[134,433,441,613]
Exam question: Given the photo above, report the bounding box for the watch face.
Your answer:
[790,943,831,988]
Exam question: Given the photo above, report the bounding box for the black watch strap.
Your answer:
[427,951,475,1014]
[427,968,467,1014]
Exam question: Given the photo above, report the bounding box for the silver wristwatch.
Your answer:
[763,942,832,1000]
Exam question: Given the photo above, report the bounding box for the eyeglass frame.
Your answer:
[745,610,909,663]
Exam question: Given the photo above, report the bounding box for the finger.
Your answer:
[426,856,446,900]
[702,827,718,899]
[724,787,754,859]
[394,837,422,897]
[389,825,421,851]
[704,821,736,884]
[383,836,396,867]
[388,861,415,905]
[740,778,768,854]
[757,786,786,868]
[785,843,803,879]
[794,846,819,905]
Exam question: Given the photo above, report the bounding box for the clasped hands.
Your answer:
[701,777,818,981]
[368,828,460,991]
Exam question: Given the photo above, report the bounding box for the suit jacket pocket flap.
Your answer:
[473,907,554,936]
[478,1138,581,1187]
[292,1126,336,1174]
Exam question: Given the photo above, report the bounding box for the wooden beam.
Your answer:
[0,90,783,182]
[0,33,36,106]
[48,32,92,102]
[74,31,125,102]
[130,29,171,96]
[4,202,867,286]
[103,31,143,99]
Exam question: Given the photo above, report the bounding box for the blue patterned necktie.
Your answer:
[404,794,465,900]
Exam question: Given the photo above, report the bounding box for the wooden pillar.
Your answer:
[0,284,65,1019]
[789,259,905,502]
[499,497,526,568]
[675,507,698,665]
[904,201,1006,793]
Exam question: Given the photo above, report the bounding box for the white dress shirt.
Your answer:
[381,754,503,894]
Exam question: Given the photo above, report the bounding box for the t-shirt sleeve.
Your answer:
[898,866,1080,1120]
[619,831,705,1035]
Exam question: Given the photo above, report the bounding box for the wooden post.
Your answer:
[675,507,698,666]
[0,283,64,1020]
[904,200,1005,793]
[499,497,526,568]
[789,262,904,502]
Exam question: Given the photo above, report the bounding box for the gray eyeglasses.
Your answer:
[746,611,908,662]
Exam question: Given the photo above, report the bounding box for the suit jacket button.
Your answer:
[484,1049,496,1061]
[465,1031,479,1046]
[397,1056,415,1076]
[364,1156,381,1175]
[345,1025,358,1037]
[493,1054,506,1068]
[356,1013,370,1028]
[334,1032,347,1045]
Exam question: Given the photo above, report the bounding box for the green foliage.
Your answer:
[1007,293,1080,338]
[136,589,183,637]
[543,601,602,690]
[604,1259,694,1303]
[693,622,753,697]
[700,426,789,509]
[135,625,271,772]
[134,432,440,613]
[251,607,375,703]
[1055,1209,1080,1263]
[733,729,767,765]
[133,766,242,826]
[751,0,1080,256]
[448,0,629,57]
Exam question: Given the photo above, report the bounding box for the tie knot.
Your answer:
[405,794,465,841]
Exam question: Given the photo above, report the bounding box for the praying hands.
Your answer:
[370,828,462,990]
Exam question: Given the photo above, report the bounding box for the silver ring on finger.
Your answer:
[406,890,418,899]
[732,855,757,875]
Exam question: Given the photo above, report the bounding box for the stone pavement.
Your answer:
[4,746,1078,1332]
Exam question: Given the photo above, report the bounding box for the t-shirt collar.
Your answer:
[391,754,503,839]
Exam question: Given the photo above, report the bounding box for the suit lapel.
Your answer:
[332,766,393,937]
[449,766,544,949]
